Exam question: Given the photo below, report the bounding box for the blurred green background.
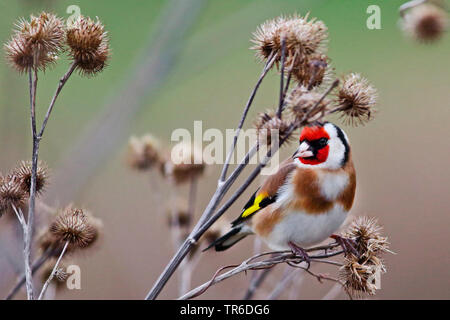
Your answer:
[0,0,449,299]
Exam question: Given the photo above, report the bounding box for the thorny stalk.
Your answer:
[37,241,69,300]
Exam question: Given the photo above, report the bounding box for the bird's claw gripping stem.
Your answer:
[288,241,311,269]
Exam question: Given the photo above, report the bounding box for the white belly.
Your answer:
[264,204,348,250]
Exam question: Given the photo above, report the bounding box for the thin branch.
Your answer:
[278,51,296,116]
[11,204,26,227]
[219,53,276,183]
[178,245,344,300]
[23,66,38,300]
[277,38,286,119]
[37,241,69,300]
[38,62,77,138]
[190,142,259,237]
[5,247,54,300]
[21,61,77,301]
[194,124,298,239]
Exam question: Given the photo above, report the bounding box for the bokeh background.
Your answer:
[0,0,449,299]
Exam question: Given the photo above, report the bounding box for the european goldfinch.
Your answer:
[207,122,356,259]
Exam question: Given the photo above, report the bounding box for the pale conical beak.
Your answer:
[294,141,314,158]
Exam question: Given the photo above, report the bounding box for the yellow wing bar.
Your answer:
[241,192,269,218]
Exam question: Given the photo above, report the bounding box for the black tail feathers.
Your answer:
[203,225,249,252]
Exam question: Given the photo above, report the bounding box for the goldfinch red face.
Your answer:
[294,122,350,170]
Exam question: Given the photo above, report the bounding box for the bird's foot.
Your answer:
[288,241,311,269]
[330,234,359,257]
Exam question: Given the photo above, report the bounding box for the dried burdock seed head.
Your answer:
[50,207,98,248]
[11,160,49,196]
[54,267,69,282]
[19,12,65,53]
[336,73,377,127]
[402,4,448,42]
[342,216,392,259]
[0,176,27,210]
[286,86,332,123]
[340,255,386,296]
[339,217,392,297]
[66,15,110,75]
[4,12,65,72]
[4,36,34,73]
[287,53,332,88]
[251,14,328,64]
[41,260,68,289]
[161,143,205,185]
[254,110,292,146]
[127,134,161,170]
[251,16,285,62]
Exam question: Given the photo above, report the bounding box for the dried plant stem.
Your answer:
[37,241,69,300]
[146,145,256,299]
[146,80,338,300]
[38,62,77,138]
[146,143,260,300]
[5,247,54,300]
[21,63,77,300]
[11,204,26,227]
[194,125,297,237]
[219,53,276,183]
[297,266,352,299]
[178,244,343,300]
[277,38,286,118]
[282,53,295,104]
[22,66,38,300]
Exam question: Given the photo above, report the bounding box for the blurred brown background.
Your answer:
[0,0,449,299]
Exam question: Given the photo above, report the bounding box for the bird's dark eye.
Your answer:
[318,138,328,147]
